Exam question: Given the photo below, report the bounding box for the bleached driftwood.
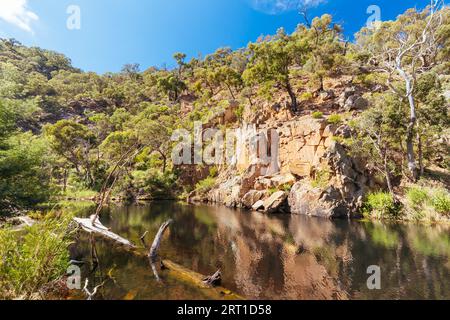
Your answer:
[148,220,173,281]
[203,269,222,287]
[83,279,105,300]
[75,216,243,299]
[73,215,136,248]
[149,219,173,263]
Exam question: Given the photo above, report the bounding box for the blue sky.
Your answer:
[0,0,433,74]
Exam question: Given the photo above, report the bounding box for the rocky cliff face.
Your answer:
[288,142,368,219]
[186,78,373,219]
[190,114,370,219]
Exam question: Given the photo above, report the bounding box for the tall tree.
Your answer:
[243,28,308,112]
[357,1,449,180]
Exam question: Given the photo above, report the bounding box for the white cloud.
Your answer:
[248,0,326,15]
[0,0,38,33]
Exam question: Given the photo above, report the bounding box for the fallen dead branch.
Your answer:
[203,270,222,287]
[74,216,243,299]
[73,215,136,248]
[149,220,173,263]
[140,231,149,247]
[83,279,106,300]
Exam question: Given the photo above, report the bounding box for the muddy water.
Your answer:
[70,201,450,300]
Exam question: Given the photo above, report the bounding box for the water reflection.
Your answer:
[71,202,450,300]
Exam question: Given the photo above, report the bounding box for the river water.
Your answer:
[69,201,450,300]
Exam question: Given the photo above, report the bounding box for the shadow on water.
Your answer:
[70,201,450,300]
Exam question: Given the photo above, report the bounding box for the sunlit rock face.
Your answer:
[200,114,370,217]
[288,143,368,219]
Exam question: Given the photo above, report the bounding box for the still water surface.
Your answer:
[70,201,450,300]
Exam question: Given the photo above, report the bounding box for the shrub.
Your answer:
[195,176,216,194]
[235,105,245,120]
[431,190,450,216]
[311,167,331,189]
[363,192,401,219]
[209,166,219,178]
[327,114,343,125]
[405,185,450,220]
[300,92,313,101]
[0,215,74,299]
[132,170,178,199]
[312,111,323,119]
[406,186,428,207]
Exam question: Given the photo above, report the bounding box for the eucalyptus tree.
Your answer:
[356,1,449,180]
[243,28,308,112]
[296,14,346,92]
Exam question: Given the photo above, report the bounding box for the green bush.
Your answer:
[0,215,74,299]
[208,166,219,178]
[431,191,450,216]
[407,186,428,207]
[311,167,331,189]
[312,111,323,119]
[363,192,401,219]
[406,185,450,219]
[327,114,343,125]
[195,176,216,194]
[132,170,178,199]
[300,91,313,101]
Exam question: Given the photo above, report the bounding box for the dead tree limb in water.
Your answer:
[148,220,173,281]
[140,231,149,248]
[83,279,106,300]
[203,270,222,287]
[74,218,243,299]
[149,220,173,263]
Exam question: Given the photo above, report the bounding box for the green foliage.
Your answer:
[363,192,401,220]
[327,114,343,125]
[0,215,74,299]
[311,167,331,189]
[407,186,429,207]
[132,170,178,199]
[243,27,309,110]
[312,111,324,119]
[299,14,346,91]
[44,120,96,188]
[195,176,217,194]
[406,185,450,219]
[157,74,186,101]
[0,100,16,141]
[432,191,450,215]
[0,133,53,211]
[299,91,313,101]
[209,166,219,178]
[234,104,245,120]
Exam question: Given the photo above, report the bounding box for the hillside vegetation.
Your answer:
[0,5,449,221]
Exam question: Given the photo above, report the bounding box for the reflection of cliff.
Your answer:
[206,207,450,300]
[208,207,350,299]
[92,203,450,300]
